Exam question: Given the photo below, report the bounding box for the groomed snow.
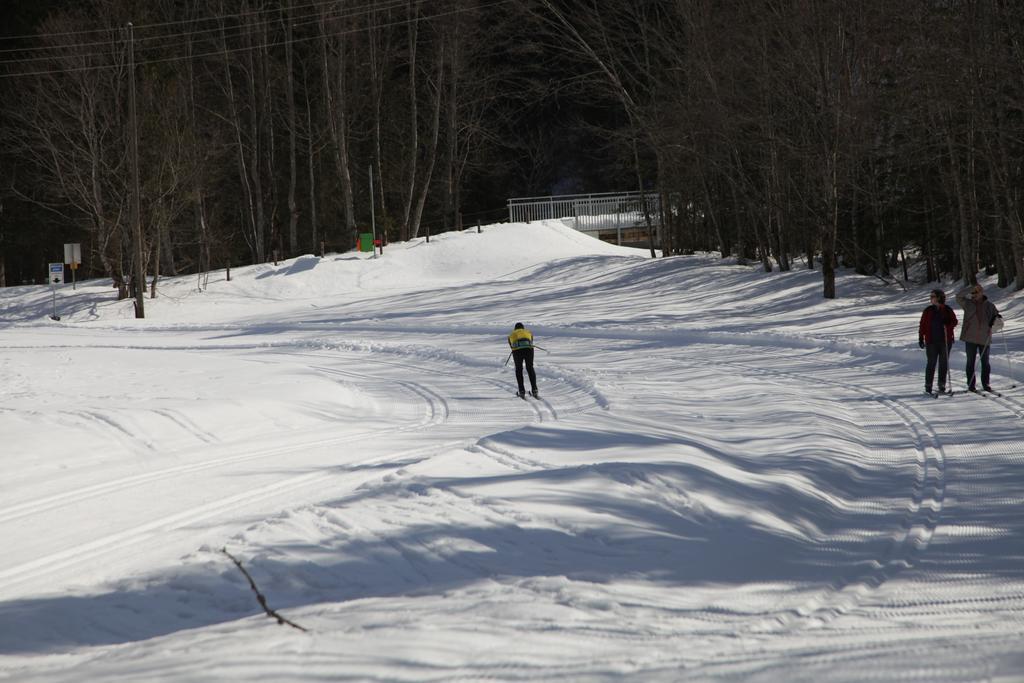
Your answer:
[1,220,1022,682]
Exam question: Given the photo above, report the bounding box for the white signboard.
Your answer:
[64,243,82,268]
[49,262,64,285]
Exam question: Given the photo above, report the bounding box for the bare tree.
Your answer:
[320,5,357,248]
[283,0,300,255]
[6,10,132,294]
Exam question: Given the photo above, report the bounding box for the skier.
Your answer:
[508,322,539,399]
[956,284,1002,392]
[918,288,957,395]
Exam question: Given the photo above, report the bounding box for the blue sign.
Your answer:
[48,262,64,285]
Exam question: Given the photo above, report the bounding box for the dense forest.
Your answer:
[2,0,1024,308]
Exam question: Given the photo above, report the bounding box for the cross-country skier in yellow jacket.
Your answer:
[508,322,539,399]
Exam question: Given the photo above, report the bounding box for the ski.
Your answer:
[924,389,953,398]
[963,388,1002,399]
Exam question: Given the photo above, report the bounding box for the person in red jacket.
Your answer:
[918,288,958,395]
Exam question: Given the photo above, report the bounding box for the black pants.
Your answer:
[964,341,991,390]
[925,342,950,392]
[512,348,537,395]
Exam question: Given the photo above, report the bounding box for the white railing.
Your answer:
[507,191,661,244]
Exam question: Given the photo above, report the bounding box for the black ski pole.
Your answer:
[1000,329,1017,389]
[942,335,953,394]
[973,338,992,391]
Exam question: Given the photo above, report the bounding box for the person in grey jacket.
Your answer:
[956,284,1003,392]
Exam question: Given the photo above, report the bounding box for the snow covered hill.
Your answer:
[1,220,1022,682]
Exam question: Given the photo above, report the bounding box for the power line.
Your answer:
[0,0,414,57]
[0,0,376,43]
[0,0,512,80]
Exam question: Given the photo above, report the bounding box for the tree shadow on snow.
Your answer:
[2,421,1022,655]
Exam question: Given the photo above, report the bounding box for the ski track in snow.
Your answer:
[302,328,1024,678]
[0,341,606,614]
[211,333,1019,677]
[4,328,1023,680]
[2,223,1023,681]
[714,353,947,629]
[0,354,451,599]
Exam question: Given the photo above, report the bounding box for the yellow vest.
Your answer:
[508,328,533,349]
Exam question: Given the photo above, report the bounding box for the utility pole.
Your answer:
[128,21,145,318]
[369,164,378,258]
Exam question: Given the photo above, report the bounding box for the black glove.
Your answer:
[918,337,925,349]
[947,341,954,354]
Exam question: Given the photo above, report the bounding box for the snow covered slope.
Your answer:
[1,220,1022,682]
